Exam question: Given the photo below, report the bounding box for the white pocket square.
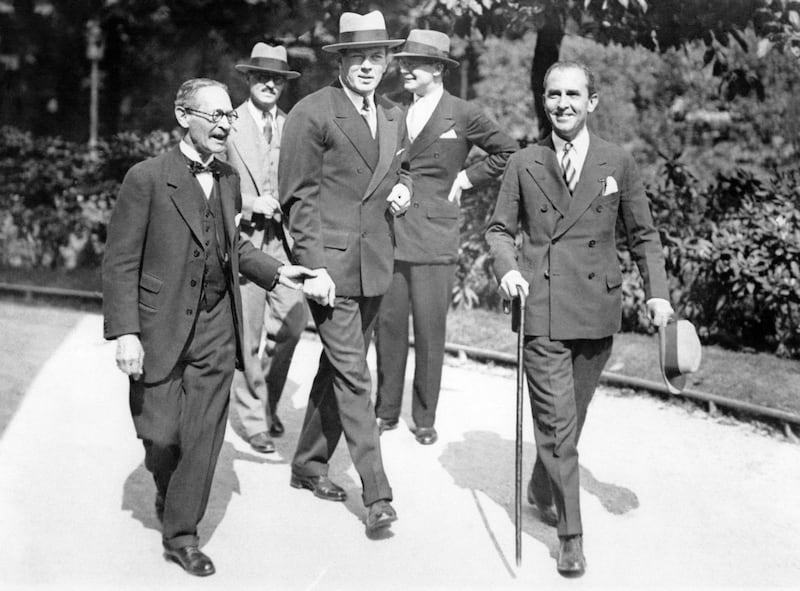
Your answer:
[440,129,457,139]
[234,213,243,227]
[602,176,618,195]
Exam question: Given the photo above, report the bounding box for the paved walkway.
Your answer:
[1,311,799,590]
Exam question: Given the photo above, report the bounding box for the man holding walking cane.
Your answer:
[486,61,674,577]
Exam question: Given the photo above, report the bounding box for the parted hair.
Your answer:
[543,60,597,96]
[174,78,229,109]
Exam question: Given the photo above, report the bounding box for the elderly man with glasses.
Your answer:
[103,78,312,577]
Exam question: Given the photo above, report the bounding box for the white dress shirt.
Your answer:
[340,79,376,137]
[551,126,590,184]
[180,140,214,198]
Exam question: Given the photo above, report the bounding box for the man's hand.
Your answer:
[116,334,144,380]
[386,184,411,216]
[252,194,282,221]
[302,268,336,307]
[647,298,675,327]
[277,264,315,290]
[447,170,473,206]
[498,269,529,301]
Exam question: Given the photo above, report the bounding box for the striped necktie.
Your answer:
[263,111,273,145]
[561,142,577,193]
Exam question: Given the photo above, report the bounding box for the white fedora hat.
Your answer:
[393,29,460,68]
[659,319,702,394]
[235,43,301,79]
[322,11,404,53]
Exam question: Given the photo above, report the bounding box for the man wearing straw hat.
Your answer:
[227,43,308,455]
[278,10,411,536]
[486,61,675,576]
[374,29,517,446]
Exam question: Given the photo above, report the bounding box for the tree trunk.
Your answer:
[531,20,563,140]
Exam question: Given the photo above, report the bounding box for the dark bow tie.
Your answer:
[186,158,220,176]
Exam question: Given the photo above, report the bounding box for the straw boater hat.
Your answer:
[235,43,300,79]
[658,319,702,394]
[393,29,460,68]
[322,11,404,53]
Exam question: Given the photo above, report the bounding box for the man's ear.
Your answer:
[587,92,599,113]
[175,106,189,130]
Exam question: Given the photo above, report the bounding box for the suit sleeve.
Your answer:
[462,104,518,186]
[618,152,669,301]
[486,153,523,281]
[278,101,327,270]
[102,164,151,340]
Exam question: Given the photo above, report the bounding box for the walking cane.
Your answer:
[504,286,526,567]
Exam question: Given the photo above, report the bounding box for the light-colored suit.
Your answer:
[486,132,668,536]
[226,102,308,439]
[279,80,411,504]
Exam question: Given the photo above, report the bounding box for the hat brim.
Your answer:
[391,51,460,68]
[235,64,301,79]
[322,39,405,53]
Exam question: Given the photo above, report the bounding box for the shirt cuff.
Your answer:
[457,170,473,189]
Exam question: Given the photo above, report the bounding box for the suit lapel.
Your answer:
[527,140,571,217]
[230,105,267,194]
[363,99,400,200]
[166,148,204,245]
[331,86,376,169]
[554,137,609,238]
[407,91,455,160]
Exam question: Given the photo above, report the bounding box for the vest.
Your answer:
[199,181,229,311]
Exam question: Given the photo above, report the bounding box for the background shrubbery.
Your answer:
[1,35,798,359]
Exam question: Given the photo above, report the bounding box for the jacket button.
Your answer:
[588,272,595,279]
[596,205,603,212]
[413,203,420,208]
[544,270,550,279]
[589,240,596,247]
[361,232,367,238]
[551,238,558,245]
[193,250,200,257]
[186,309,193,316]
[357,168,363,174]
[540,205,548,212]
[190,280,197,287]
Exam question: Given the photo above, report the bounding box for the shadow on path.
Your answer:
[439,431,639,573]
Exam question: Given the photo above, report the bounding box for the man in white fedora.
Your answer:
[278,10,411,536]
[374,29,518,446]
[227,43,308,455]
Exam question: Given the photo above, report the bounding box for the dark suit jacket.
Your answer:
[486,133,668,340]
[103,147,281,383]
[278,81,411,297]
[394,90,517,264]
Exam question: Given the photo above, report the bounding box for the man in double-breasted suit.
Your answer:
[374,30,518,445]
[227,43,308,454]
[103,78,310,576]
[486,61,674,577]
[278,11,411,536]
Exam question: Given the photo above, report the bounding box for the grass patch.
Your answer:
[446,306,800,417]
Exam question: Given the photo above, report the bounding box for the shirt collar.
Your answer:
[551,126,590,157]
[247,99,278,123]
[412,83,444,106]
[339,77,375,112]
[179,139,214,166]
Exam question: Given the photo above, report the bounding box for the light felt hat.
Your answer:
[393,29,460,68]
[658,319,702,394]
[235,43,301,79]
[322,11,404,53]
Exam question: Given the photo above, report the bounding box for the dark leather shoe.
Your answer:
[155,492,165,523]
[414,427,438,445]
[527,479,557,526]
[557,535,586,577]
[290,473,346,502]
[366,499,397,534]
[163,545,215,577]
[269,415,285,437]
[248,432,275,454]
[376,417,398,434]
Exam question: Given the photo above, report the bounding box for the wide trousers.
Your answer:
[230,235,307,437]
[375,261,456,429]
[291,296,392,506]
[523,335,612,537]
[129,293,235,549]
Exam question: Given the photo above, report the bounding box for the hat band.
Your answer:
[338,29,390,44]
[400,40,451,61]
[245,57,291,72]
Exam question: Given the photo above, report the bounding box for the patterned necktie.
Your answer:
[263,111,273,145]
[187,158,219,176]
[561,142,577,193]
[361,96,376,138]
